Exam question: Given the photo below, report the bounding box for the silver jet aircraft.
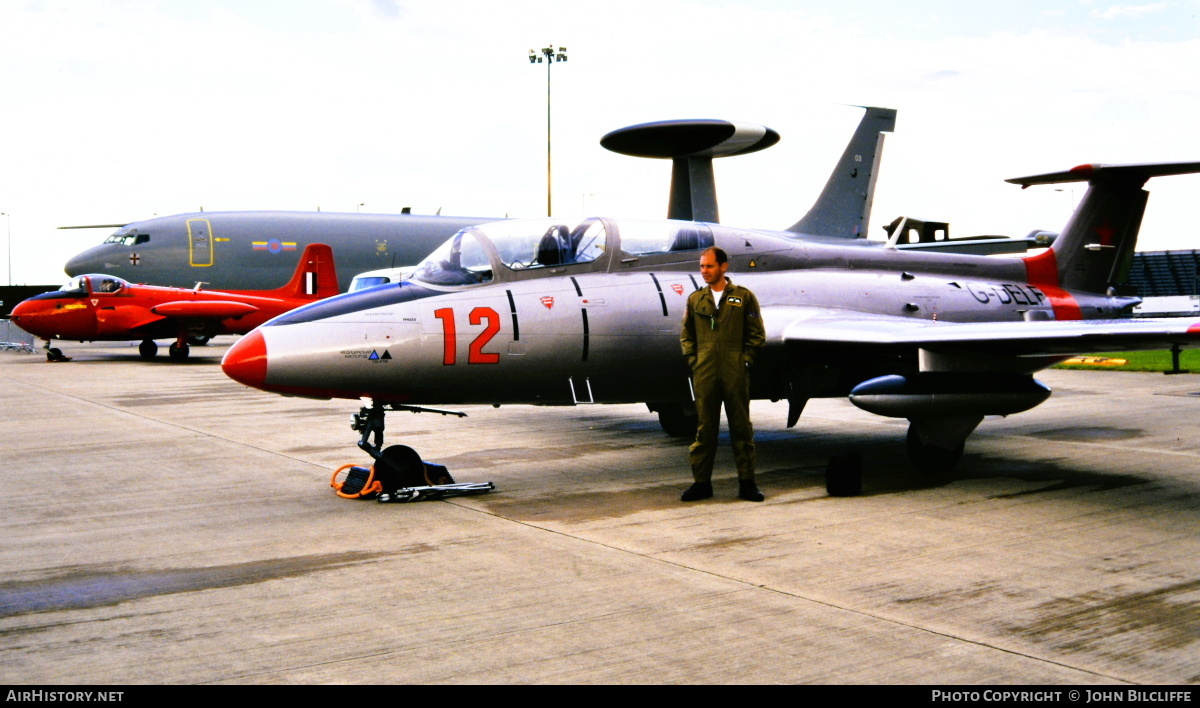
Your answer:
[220,152,1200,494]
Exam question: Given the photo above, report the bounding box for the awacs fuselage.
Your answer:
[222,216,1135,406]
[64,211,495,292]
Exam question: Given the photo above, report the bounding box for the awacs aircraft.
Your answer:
[62,212,494,292]
[12,244,337,361]
[599,108,1053,255]
[220,151,1200,493]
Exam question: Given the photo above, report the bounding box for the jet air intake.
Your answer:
[848,373,1051,418]
[600,119,780,223]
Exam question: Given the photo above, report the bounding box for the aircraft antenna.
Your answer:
[600,119,779,223]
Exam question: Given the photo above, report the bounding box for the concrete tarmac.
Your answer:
[2,338,1199,685]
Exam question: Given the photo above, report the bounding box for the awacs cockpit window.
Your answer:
[478,218,606,271]
[103,230,147,246]
[618,220,714,255]
[411,230,494,286]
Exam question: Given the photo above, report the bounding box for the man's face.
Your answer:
[699,251,728,287]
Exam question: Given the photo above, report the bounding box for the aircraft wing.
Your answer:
[767,306,1200,356]
[151,301,261,319]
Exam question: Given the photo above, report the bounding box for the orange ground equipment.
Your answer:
[331,444,493,503]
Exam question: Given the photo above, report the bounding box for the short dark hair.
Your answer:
[702,246,729,265]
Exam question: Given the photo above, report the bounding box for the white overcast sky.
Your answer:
[1,0,1198,284]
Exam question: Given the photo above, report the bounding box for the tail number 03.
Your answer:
[433,307,501,365]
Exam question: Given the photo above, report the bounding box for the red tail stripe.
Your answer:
[1023,248,1082,320]
[1038,285,1083,321]
[1023,248,1059,287]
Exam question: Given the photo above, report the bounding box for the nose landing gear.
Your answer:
[334,401,494,503]
[42,339,71,362]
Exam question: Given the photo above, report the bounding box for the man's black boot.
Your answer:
[738,480,764,502]
[681,481,713,502]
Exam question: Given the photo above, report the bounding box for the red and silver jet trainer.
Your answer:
[12,243,337,361]
[221,121,1200,492]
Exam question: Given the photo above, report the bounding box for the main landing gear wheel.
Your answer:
[906,425,964,474]
[657,408,698,438]
[168,342,190,361]
[826,451,863,497]
[138,340,158,359]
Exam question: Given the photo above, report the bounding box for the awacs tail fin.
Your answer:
[269,243,339,299]
[1012,162,1200,294]
[786,106,897,238]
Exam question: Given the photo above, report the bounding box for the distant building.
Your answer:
[0,285,57,319]
[1125,250,1200,316]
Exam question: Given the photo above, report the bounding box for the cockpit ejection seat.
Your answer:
[535,224,570,266]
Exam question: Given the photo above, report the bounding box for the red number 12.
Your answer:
[434,307,500,365]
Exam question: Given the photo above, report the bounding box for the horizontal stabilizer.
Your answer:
[151,301,261,319]
[1007,161,1200,188]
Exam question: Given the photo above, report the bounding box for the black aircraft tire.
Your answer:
[168,343,190,361]
[46,347,64,361]
[657,409,698,438]
[376,445,428,489]
[906,425,964,474]
[138,340,158,359]
[826,451,863,497]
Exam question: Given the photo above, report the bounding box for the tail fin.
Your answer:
[787,106,897,238]
[270,243,339,299]
[1011,162,1200,294]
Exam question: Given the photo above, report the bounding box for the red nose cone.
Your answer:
[9,300,31,326]
[222,330,268,389]
[9,300,45,334]
[9,299,73,339]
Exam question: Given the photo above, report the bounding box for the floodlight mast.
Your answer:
[528,45,567,216]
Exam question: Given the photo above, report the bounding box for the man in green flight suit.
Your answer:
[680,246,766,502]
